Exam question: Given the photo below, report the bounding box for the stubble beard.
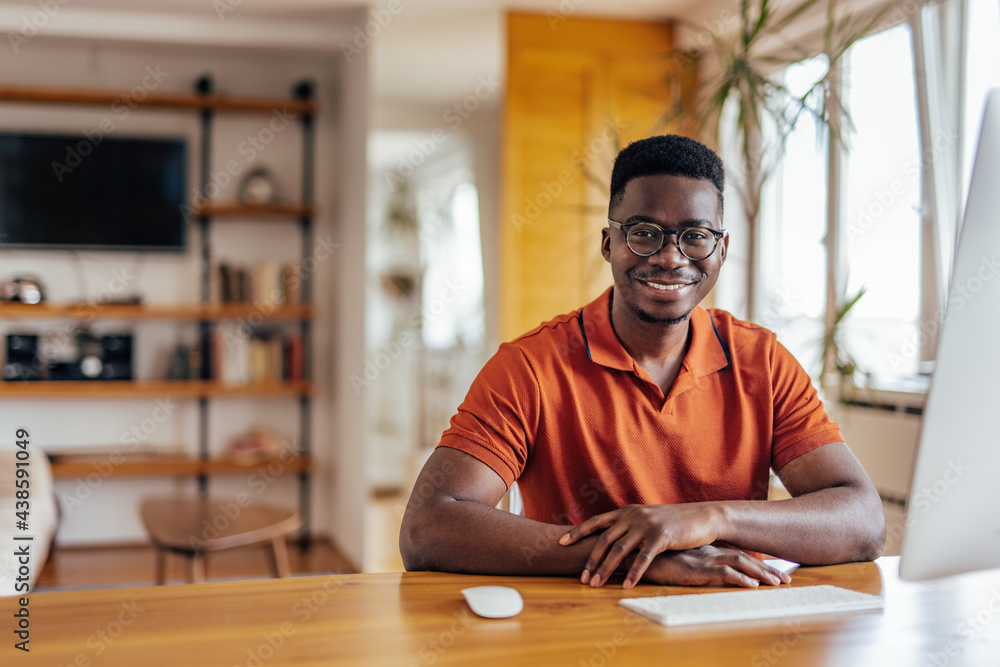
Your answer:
[631,300,693,325]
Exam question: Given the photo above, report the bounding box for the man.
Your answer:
[399,134,885,589]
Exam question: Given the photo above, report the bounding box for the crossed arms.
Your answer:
[399,441,885,588]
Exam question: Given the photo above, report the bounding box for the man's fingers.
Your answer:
[559,511,619,545]
[588,533,642,587]
[723,553,784,586]
[716,565,761,588]
[622,546,658,590]
[580,523,630,583]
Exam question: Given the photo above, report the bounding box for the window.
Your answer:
[763,18,964,384]
[759,56,829,375]
[963,0,1000,196]
[841,24,922,379]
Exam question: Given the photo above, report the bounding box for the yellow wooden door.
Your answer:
[500,11,680,340]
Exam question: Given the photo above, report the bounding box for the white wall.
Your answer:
[0,9,369,568]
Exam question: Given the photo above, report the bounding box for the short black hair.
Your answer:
[609,134,725,217]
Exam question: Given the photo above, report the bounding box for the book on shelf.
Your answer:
[165,329,300,383]
[217,259,298,305]
[203,325,302,384]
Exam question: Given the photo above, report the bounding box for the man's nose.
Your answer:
[647,235,690,266]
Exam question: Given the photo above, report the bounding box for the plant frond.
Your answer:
[768,0,824,36]
[836,285,867,321]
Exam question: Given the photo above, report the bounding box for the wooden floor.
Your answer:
[34,537,356,592]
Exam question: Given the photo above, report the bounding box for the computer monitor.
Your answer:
[899,88,1000,580]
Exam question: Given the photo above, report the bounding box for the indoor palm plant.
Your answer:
[664,0,891,322]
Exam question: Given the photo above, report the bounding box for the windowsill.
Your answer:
[822,376,928,415]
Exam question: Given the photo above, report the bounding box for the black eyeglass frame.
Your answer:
[607,218,728,260]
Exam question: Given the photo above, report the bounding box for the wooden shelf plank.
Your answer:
[0,302,312,321]
[193,202,315,218]
[205,303,312,320]
[0,85,317,114]
[49,455,312,479]
[0,380,312,398]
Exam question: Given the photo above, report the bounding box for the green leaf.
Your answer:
[836,285,868,321]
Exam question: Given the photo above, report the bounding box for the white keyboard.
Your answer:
[619,585,883,626]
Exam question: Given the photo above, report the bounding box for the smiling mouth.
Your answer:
[640,279,694,291]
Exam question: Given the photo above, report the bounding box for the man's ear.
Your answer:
[601,227,612,263]
[719,233,729,264]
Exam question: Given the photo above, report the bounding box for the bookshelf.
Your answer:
[0,77,318,545]
[47,451,312,479]
[0,380,312,398]
[0,85,316,114]
[0,302,314,321]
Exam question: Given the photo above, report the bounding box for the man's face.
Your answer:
[601,174,727,325]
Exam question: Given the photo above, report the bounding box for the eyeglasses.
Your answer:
[608,218,727,260]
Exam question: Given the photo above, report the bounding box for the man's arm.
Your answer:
[560,441,886,588]
[399,445,787,587]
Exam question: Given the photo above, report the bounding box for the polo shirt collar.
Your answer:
[580,287,730,379]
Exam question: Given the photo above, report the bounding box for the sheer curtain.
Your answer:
[912,0,968,360]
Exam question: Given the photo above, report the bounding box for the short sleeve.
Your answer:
[769,340,844,471]
[437,342,540,488]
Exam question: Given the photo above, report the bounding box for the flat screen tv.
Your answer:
[0,132,186,251]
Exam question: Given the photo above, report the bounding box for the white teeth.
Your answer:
[646,281,687,291]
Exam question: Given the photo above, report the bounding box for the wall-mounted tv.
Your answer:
[0,132,186,251]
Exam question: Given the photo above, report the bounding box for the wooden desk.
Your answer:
[7,557,1000,666]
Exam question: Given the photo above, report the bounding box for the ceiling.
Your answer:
[18,0,706,21]
[0,0,729,106]
[0,0,888,111]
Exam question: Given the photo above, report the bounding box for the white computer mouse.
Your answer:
[461,586,524,618]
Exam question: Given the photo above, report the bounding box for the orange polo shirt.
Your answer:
[439,287,843,526]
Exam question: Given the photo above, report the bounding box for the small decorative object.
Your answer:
[0,275,45,304]
[380,271,418,300]
[226,426,287,463]
[165,344,191,380]
[238,167,279,205]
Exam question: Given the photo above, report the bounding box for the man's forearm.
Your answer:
[400,497,599,576]
[715,483,885,564]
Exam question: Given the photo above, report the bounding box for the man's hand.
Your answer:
[558,503,727,588]
[639,546,790,588]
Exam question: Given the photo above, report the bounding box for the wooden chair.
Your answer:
[140,498,302,584]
